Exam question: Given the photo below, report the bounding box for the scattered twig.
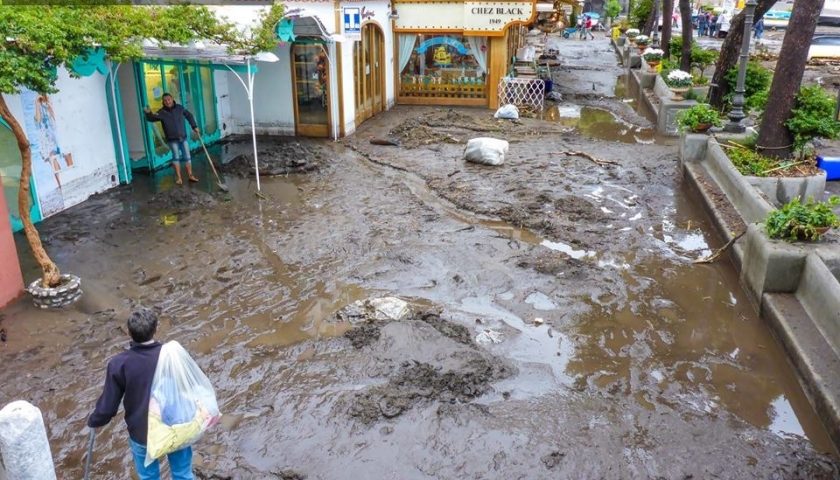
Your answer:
[759,160,807,176]
[447,170,461,177]
[255,191,268,200]
[693,230,746,264]
[558,150,619,167]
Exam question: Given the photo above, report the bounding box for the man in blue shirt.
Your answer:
[88,308,195,480]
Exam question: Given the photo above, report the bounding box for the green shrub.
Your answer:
[631,0,652,30]
[676,104,722,132]
[726,145,779,176]
[764,196,840,242]
[669,37,684,60]
[724,61,771,112]
[786,85,840,149]
[669,38,718,80]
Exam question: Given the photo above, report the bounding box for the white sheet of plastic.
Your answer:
[0,401,57,480]
[368,297,410,321]
[464,138,509,166]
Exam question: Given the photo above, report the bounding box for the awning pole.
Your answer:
[247,57,261,192]
[109,62,128,183]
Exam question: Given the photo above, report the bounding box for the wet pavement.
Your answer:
[2,36,840,480]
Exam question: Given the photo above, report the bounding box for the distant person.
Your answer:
[709,14,718,37]
[88,308,197,480]
[754,17,765,40]
[144,93,200,185]
[698,13,708,36]
[584,15,595,40]
[717,12,730,38]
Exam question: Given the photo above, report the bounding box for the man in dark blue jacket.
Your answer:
[88,308,195,480]
[144,93,200,185]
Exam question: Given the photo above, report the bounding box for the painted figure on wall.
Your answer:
[34,94,73,190]
[20,89,68,217]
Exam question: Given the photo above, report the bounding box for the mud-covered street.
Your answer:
[1,37,839,479]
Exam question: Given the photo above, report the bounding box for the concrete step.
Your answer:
[763,292,840,451]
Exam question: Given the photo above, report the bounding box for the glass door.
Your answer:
[353,24,385,126]
[133,61,221,171]
[292,44,330,137]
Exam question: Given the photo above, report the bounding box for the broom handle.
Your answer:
[83,428,96,479]
[198,138,223,185]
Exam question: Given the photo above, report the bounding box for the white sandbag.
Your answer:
[494,104,519,119]
[368,297,410,321]
[464,138,509,166]
[0,401,57,480]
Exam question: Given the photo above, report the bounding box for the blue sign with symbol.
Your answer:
[415,37,469,55]
[343,7,361,38]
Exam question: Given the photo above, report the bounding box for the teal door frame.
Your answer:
[131,59,222,172]
[0,118,43,232]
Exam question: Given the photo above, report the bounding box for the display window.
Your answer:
[397,34,489,99]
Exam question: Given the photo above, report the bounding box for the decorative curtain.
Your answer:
[466,36,488,75]
[398,34,416,74]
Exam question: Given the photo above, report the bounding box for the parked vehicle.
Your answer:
[763,10,791,29]
[809,35,840,60]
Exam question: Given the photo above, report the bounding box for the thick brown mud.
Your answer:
[2,38,840,478]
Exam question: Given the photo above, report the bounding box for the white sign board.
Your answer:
[343,7,362,41]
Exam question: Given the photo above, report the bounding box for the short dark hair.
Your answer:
[127,308,158,343]
[162,93,172,99]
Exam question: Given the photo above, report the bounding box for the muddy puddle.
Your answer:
[2,110,839,478]
[545,104,656,144]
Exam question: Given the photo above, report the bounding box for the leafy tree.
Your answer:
[757,0,825,158]
[605,0,622,23]
[708,0,775,109]
[0,5,282,288]
[631,0,653,30]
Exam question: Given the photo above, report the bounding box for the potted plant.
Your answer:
[634,34,650,52]
[625,28,640,45]
[665,70,693,101]
[642,48,664,69]
[764,196,840,242]
[675,103,723,133]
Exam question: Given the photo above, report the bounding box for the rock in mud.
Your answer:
[344,323,381,349]
[541,451,565,469]
[344,310,514,424]
[221,141,321,177]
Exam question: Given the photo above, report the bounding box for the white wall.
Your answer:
[4,68,118,220]
[117,62,145,160]
[226,44,296,136]
[215,3,396,138]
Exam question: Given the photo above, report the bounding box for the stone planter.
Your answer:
[744,169,827,207]
[616,36,627,46]
[27,274,82,309]
[669,86,691,101]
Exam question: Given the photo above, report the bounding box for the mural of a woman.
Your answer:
[34,94,73,190]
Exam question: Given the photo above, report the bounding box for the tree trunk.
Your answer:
[679,0,692,72]
[661,0,673,59]
[0,94,61,287]
[708,0,775,109]
[756,0,825,159]
[643,0,659,35]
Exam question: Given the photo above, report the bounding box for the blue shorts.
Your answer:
[167,139,191,164]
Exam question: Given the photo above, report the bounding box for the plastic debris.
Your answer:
[464,138,510,166]
[475,329,503,345]
[494,104,520,120]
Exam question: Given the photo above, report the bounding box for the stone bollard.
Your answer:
[0,401,57,480]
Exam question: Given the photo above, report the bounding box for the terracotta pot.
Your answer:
[669,86,690,101]
[692,122,712,133]
[646,60,660,69]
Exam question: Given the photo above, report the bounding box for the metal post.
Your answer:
[724,0,757,133]
[247,57,261,193]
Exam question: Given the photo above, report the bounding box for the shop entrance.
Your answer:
[292,43,331,137]
[119,61,220,172]
[353,23,385,126]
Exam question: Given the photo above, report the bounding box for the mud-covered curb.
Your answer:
[680,134,840,451]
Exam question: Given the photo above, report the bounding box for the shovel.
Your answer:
[197,137,229,192]
[83,428,95,480]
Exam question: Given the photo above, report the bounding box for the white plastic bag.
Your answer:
[464,138,509,166]
[145,341,220,466]
[494,104,519,119]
